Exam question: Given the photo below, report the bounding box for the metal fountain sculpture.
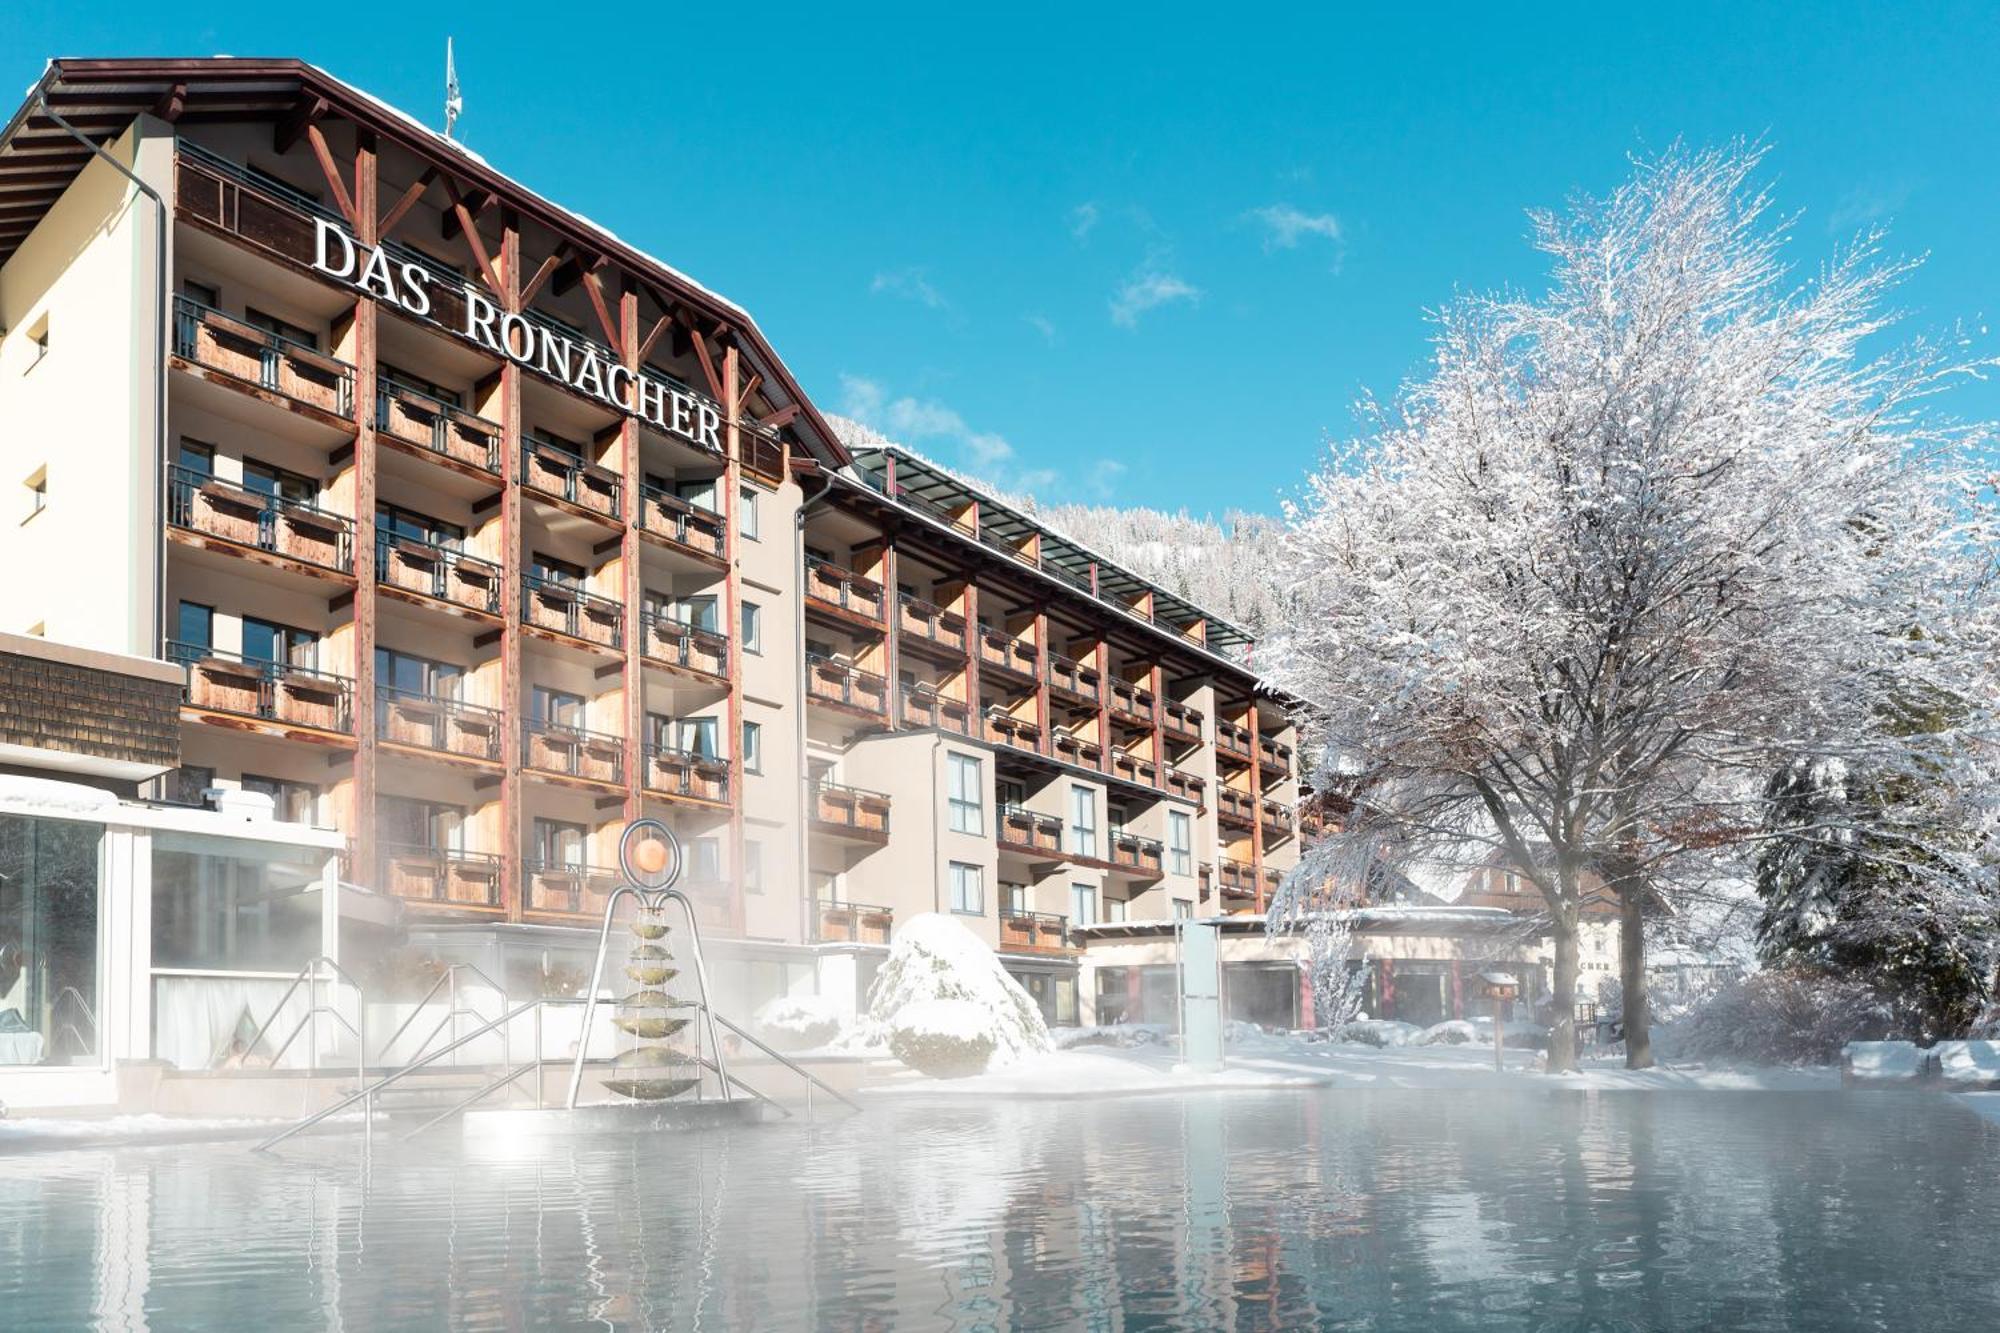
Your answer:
[565,819,733,1110]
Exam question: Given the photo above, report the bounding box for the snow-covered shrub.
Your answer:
[866,913,1053,1070]
[1416,1020,1480,1046]
[1668,968,1899,1066]
[1053,1024,1167,1050]
[888,1000,997,1078]
[1339,1019,1421,1048]
[1932,1040,2000,1089]
[753,995,842,1051]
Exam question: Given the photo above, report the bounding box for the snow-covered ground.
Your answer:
[0,1110,371,1153]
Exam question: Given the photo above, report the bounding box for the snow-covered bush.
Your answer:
[1416,1020,1480,1046]
[866,913,1053,1072]
[1053,1024,1167,1050]
[753,994,842,1051]
[1339,1019,1421,1048]
[1668,968,1899,1066]
[888,1000,997,1078]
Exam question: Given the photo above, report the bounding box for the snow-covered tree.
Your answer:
[1266,143,1999,1072]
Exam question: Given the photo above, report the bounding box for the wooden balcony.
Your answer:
[171,295,354,422]
[377,844,502,909]
[522,719,625,787]
[166,465,353,577]
[1052,726,1103,769]
[521,574,623,652]
[999,909,1075,955]
[1110,746,1157,787]
[978,629,1039,684]
[900,687,973,735]
[1046,651,1101,705]
[521,443,621,523]
[804,557,885,624]
[1109,828,1165,879]
[1259,736,1295,778]
[644,745,730,805]
[1198,862,1214,902]
[169,641,352,737]
[983,706,1043,756]
[1261,799,1294,843]
[375,687,503,764]
[376,534,500,618]
[525,859,624,915]
[811,899,894,945]
[1217,857,1258,899]
[997,803,1063,855]
[374,382,501,477]
[1107,676,1155,727]
[1162,699,1205,746]
[1216,720,1255,764]
[898,594,968,657]
[1263,864,1284,896]
[1217,787,1257,830]
[809,781,891,842]
[805,654,889,717]
[1162,765,1206,804]
[640,615,728,681]
[637,485,726,563]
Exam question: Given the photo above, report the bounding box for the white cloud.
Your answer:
[869,267,950,310]
[838,373,886,421]
[1088,458,1128,498]
[839,375,1120,504]
[1024,313,1057,345]
[1068,202,1100,241]
[1110,271,1200,328]
[1247,203,1343,252]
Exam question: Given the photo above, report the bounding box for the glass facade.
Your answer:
[150,831,326,972]
[0,815,102,1066]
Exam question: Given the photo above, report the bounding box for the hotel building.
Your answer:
[0,57,1307,1103]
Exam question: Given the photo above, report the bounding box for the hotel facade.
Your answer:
[0,58,1338,1105]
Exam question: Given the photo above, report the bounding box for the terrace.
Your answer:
[375,686,503,764]
[166,465,353,578]
[168,640,352,736]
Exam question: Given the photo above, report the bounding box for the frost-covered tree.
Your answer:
[1267,143,1998,1072]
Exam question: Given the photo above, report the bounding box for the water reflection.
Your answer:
[0,1091,1997,1330]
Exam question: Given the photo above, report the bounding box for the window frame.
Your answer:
[741,601,763,654]
[947,753,984,835]
[1168,809,1193,876]
[949,860,985,915]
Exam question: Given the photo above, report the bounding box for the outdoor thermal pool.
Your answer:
[1,1088,1996,1330]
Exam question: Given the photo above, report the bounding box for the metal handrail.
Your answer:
[51,986,97,1059]
[377,531,502,611]
[709,1011,862,1114]
[373,961,508,1067]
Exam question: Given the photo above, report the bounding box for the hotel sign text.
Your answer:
[312,217,723,451]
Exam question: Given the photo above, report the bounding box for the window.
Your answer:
[679,716,720,760]
[377,501,462,549]
[379,362,461,407]
[1106,897,1127,924]
[997,778,1026,810]
[531,686,584,727]
[24,313,50,369]
[1003,882,1028,913]
[531,817,586,869]
[1168,810,1193,876]
[742,721,762,774]
[384,796,463,852]
[948,753,984,834]
[1068,784,1097,859]
[242,459,315,504]
[175,601,213,656]
[688,836,723,884]
[0,815,103,1065]
[949,861,984,915]
[675,594,720,634]
[176,438,215,477]
[739,485,761,540]
[677,477,719,513]
[1172,899,1194,920]
[529,551,583,588]
[376,648,462,699]
[743,840,764,894]
[242,617,316,670]
[1070,882,1097,927]
[741,601,763,654]
[245,306,317,351]
[242,774,316,825]
[22,467,46,522]
[180,279,219,309]
[162,764,214,807]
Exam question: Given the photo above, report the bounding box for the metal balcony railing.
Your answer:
[377,532,501,614]
[168,640,353,733]
[520,442,621,519]
[172,295,354,417]
[167,465,353,572]
[637,484,725,558]
[375,381,501,474]
[898,593,967,650]
[999,909,1074,953]
[376,842,502,907]
[640,613,728,677]
[521,718,626,784]
[809,780,892,836]
[521,573,624,649]
[804,557,884,621]
[644,743,730,802]
[805,653,888,713]
[376,686,503,761]
[811,899,894,944]
[900,687,973,735]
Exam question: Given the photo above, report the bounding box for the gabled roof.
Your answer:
[0,56,848,468]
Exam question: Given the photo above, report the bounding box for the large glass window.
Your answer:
[1070,882,1097,926]
[950,861,984,915]
[948,753,984,834]
[0,814,102,1065]
[1068,784,1097,859]
[531,818,587,869]
[1168,810,1193,875]
[242,774,317,825]
[150,832,326,973]
[242,616,316,669]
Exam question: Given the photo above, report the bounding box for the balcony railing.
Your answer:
[521,573,624,650]
[524,858,624,915]
[997,802,1063,853]
[375,686,503,762]
[1216,720,1255,762]
[805,654,889,714]
[376,843,501,907]
[812,899,894,944]
[984,706,1043,755]
[1041,559,1092,595]
[978,629,1038,681]
[1110,827,1165,876]
[898,594,967,652]
[644,744,729,803]
[1217,856,1258,897]
[999,909,1074,954]
[900,687,972,735]
[520,443,622,520]
[1052,726,1103,768]
[167,466,353,573]
[979,528,1035,567]
[809,781,892,837]
[168,641,352,734]
[1162,699,1205,741]
[1261,799,1293,840]
[172,295,355,418]
[374,381,501,474]
[1263,864,1284,894]
[1107,676,1155,721]
[377,533,501,615]
[1217,787,1257,826]
[1260,736,1295,773]
[522,718,625,785]
[804,557,884,622]
[637,484,725,559]
[1110,746,1157,786]
[1162,765,1206,802]
[888,482,976,536]
[640,613,728,678]
[1046,651,1101,704]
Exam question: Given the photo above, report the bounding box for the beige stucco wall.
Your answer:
[0,117,172,654]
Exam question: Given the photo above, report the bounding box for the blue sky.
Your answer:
[5,3,1998,514]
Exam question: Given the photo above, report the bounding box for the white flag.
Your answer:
[444,38,463,139]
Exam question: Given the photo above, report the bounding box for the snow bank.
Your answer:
[1053,1024,1169,1050]
[866,913,1053,1071]
[1339,1019,1422,1048]
[753,995,842,1051]
[888,1000,998,1078]
[1842,1040,1923,1086]
[1931,1040,2000,1089]
[1416,1020,1480,1046]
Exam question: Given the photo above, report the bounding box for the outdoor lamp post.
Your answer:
[1479,971,1519,1074]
